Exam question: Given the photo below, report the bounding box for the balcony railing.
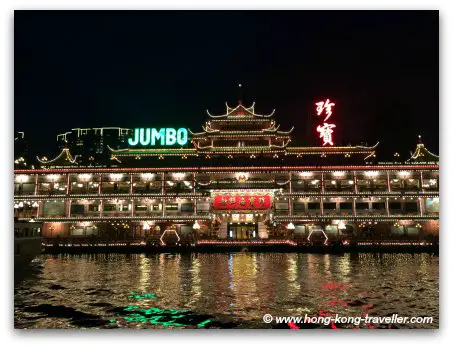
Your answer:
[135,211,163,215]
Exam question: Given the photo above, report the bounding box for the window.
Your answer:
[88,205,98,212]
[43,202,65,216]
[323,203,336,210]
[307,202,320,210]
[389,202,402,210]
[405,202,418,213]
[70,204,85,214]
[339,202,353,210]
[356,202,369,210]
[275,202,289,211]
[371,202,385,210]
[151,204,162,211]
[181,203,194,212]
[103,204,116,211]
[197,202,210,212]
[293,202,305,212]
[425,198,439,212]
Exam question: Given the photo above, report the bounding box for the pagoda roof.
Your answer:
[406,137,439,164]
[189,127,294,138]
[193,143,290,151]
[36,148,80,167]
[107,145,197,158]
[287,142,379,152]
[207,102,275,119]
[108,142,378,158]
[286,142,378,157]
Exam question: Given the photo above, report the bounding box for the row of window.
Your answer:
[286,202,418,211]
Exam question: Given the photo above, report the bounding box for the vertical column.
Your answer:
[65,174,71,218]
[98,174,102,195]
[320,173,324,217]
[34,174,38,195]
[419,197,424,217]
[66,173,70,195]
[420,171,424,193]
[36,201,41,218]
[386,171,391,193]
[130,174,135,217]
[353,171,358,194]
[352,173,357,223]
[385,198,390,217]
[289,172,293,216]
[98,174,103,223]
[162,173,166,217]
[193,173,197,215]
[321,172,325,194]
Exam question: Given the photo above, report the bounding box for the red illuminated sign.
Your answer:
[315,99,335,121]
[213,195,272,210]
[315,98,336,146]
[317,122,336,146]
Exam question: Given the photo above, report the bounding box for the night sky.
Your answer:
[14,10,439,160]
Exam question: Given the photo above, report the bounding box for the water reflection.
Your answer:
[15,253,438,329]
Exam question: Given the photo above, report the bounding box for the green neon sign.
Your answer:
[128,128,189,146]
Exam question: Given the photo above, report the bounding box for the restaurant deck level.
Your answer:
[14,101,439,249]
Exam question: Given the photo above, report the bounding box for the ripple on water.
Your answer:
[14,252,439,329]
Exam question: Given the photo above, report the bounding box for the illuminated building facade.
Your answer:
[56,127,134,166]
[13,101,439,247]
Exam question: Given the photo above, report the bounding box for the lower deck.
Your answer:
[39,218,439,247]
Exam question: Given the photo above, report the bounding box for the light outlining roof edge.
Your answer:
[36,148,79,165]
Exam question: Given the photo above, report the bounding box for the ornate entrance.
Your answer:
[227,223,257,240]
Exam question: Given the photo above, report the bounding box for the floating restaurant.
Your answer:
[14,99,439,249]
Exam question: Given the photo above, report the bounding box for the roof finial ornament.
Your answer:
[418,134,422,144]
[238,83,243,105]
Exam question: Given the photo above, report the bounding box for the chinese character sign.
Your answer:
[317,123,336,146]
[315,98,336,146]
[315,99,335,121]
[213,195,271,210]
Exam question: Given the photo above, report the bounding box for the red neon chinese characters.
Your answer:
[315,98,335,121]
[315,98,336,146]
[317,123,336,146]
[213,195,271,210]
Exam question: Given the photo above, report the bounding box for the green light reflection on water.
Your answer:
[128,292,157,300]
[110,293,213,328]
[115,305,210,328]
[197,319,212,328]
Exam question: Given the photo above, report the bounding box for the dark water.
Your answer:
[14,253,439,329]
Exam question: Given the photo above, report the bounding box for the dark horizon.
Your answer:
[14,10,439,160]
